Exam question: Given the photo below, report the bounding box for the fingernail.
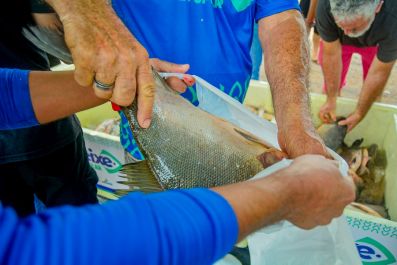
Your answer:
[183,76,194,86]
[142,119,151,128]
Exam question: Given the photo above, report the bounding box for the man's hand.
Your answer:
[319,98,337,123]
[150,58,195,93]
[339,58,395,132]
[338,111,363,132]
[284,155,355,229]
[46,0,154,128]
[277,124,331,159]
[213,154,355,240]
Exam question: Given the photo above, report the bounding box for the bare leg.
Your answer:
[311,31,320,63]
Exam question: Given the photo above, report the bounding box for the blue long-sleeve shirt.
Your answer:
[1,189,238,265]
[0,68,37,130]
[0,68,239,264]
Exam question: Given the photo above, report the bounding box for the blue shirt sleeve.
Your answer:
[0,188,238,265]
[0,68,38,130]
[255,0,301,22]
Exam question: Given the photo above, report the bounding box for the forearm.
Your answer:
[322,42,342,101]
[356,60,395,116]
[259,10,313,133]
[212,170,290,241]
[1,189,238,265]
[30,71,106,124]
[45,0,111,18]
[306,0,318,24]
[0,68,105,130]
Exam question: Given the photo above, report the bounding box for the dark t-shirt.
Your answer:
[316,0,397,63]
[0,0,80,164]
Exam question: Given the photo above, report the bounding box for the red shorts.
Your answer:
[318,40,378,93]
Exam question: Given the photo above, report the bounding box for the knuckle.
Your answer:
[141,84,156,98]
[119,49,137,68]
[94,89,112,100]
[115,97,132,107]
[150,58,159,65]
[99,49,117,67]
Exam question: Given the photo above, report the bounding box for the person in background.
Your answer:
[317,0,397,131]
[300,0,321,62]
[0,0,98,216]
[0,67,355,265]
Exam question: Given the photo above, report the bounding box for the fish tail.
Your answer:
[116,160,163,196]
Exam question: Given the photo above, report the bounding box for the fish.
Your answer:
[316,117,347,152]
[356,144,387,205]
[118,70,286,195]
[244,104,275,122]
[317,122,387,207]
[95,118,121,136]
[317,117,387,205]
[22,25,72,64]
[347,202,389,219]
[339,139,365,173]
[339,142,386,205]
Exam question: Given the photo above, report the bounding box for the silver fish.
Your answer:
[119,71,285,194]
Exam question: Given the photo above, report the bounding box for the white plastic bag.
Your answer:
[247,218,361,265]
[189,75,360,265]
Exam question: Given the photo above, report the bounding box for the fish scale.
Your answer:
[121,70,284,192]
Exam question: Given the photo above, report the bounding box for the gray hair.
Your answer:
[330,0,380,20]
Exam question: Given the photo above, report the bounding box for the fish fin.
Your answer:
[335,116,347,123]
[351,138,364,148]
[233,128,271,148]
[229,244,251,265]
[367,144,378,157]
[116,160,163,196]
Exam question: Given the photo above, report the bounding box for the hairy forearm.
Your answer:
[30,71,106,124]
[357,60,395,116]
[259,10,313,133]
[45,0,111,16]
[322,42,342,101]
[212,171,290,241]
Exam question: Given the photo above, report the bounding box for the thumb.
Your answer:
[338,117,354,132]
[338,117,350,126]
[150,58,190,73]
[330,111,337,122]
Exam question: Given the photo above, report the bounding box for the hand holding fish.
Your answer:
[338,111,363,132]
[319,98,337,123]
[282,155,355,229]
[150,58,195,92]
[277,126,331,159]
[45,0,155,128]
[213,155,355,240]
